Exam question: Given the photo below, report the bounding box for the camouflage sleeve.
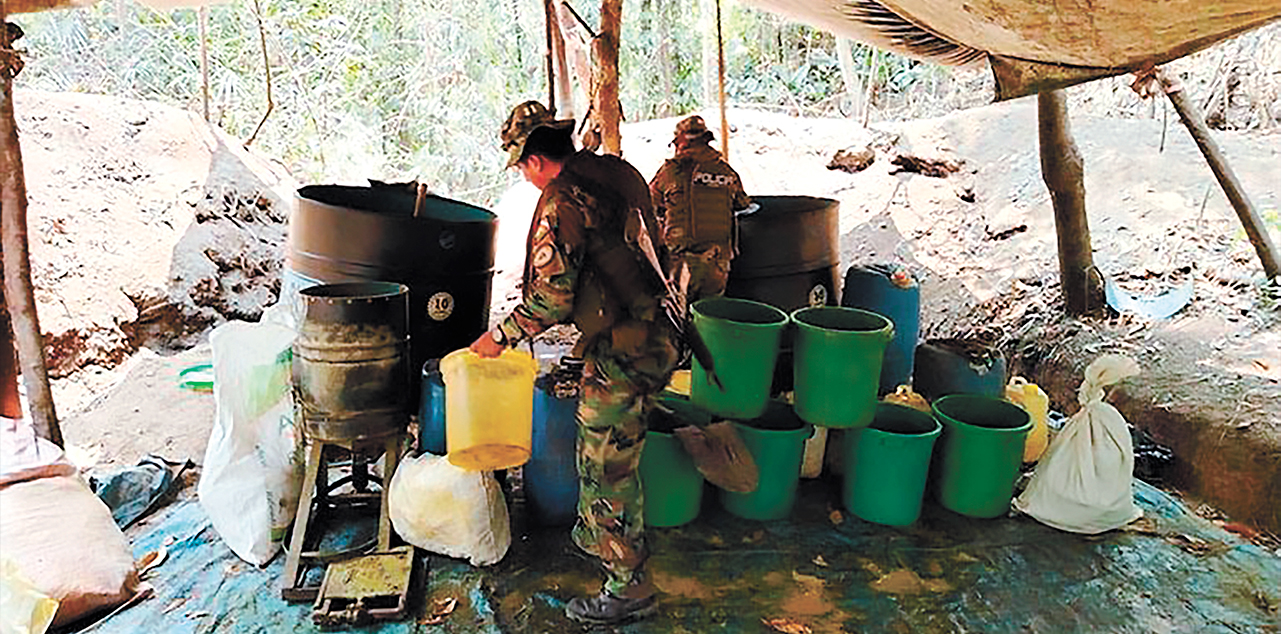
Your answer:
[649,161,675,221]
[497,190,585,344]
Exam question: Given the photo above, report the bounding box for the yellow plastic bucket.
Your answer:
[665,369,692,396]
[440,348,539,470]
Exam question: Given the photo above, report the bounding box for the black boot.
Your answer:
[565,592,656,624]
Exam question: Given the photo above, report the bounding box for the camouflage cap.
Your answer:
[672,115,714,145]
[500,100,575,167]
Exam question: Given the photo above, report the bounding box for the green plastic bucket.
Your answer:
[690,298,789,420]
[931,394,1032,518]
[640,395,711,527]
[719,401,812,521]
[843,403,941,526]
[791,306,894,428]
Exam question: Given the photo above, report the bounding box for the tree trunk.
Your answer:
[1038,89,1103,316]
[1,18,62,445]
[558,3,593,125]
[861,47,879,127]
[1,264,19,420]
[701,0,717,108]
[1157,68,1279,281]
[593,0,623,155]
[656,0,673,117]
[835,38,862,118]
[547,0,573,120]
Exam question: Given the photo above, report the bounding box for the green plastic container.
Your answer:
[690,298,789,420]
[640,395,710,527]
[719,401,812,521]
[843,403,941,526]
[791,306,894,428]
[931,394,1032,518]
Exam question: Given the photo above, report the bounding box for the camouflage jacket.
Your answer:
[497,150,668,346]
[649,144,751,253]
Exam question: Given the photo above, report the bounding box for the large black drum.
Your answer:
[288,184,497,394]
[726,195,841,311]
[726,195,841,393]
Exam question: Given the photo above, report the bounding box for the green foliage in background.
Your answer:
[13,0,940,206]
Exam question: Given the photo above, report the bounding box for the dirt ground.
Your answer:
[13,63,1280,532]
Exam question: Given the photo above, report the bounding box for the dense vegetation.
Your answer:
[13,2,1277,207]
[12,0,953,204]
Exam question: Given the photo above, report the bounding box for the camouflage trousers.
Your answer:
[673,243,732,307]
[571,319,679,599]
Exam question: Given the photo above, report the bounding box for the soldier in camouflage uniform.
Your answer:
[649,115,752,305]
[470,101,678,625]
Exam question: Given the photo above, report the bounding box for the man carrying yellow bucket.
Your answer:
[470,101,677,625]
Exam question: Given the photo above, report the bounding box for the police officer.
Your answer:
[648,115,759,495]
[470,101,678,625]
[649,115,752,305]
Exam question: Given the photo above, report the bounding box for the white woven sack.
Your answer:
[1015,355,1142,534]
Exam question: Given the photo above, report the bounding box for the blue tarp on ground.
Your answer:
[75,479,1281,633]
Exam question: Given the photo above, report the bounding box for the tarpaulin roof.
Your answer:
[739,0,1281,99]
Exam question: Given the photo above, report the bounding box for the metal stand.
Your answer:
[281,435,401,603]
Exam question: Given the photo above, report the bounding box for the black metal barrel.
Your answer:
[288,184,498,390]
[726,195,841,393]
[293,282,410,443]
[726,195,841,311]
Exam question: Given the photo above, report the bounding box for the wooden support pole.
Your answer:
[547,0,572,120]
[593,0,623,155]
[543,0,556,112]
[1038,89,1104,316]
[1,16,62,445]
[715,0,728,160]
[1,260,19,419]
[1157,68,1279,281]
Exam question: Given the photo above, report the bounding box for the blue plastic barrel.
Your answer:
[841,264,920,396]
[418,359,446,455]
[526,375,580,526]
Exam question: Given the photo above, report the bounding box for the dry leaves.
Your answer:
[419,596,458,626]
[762,616,813,634]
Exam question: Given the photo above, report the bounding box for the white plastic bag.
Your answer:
[197,319,304,565]
[1015,355,1143,534]
[1,558,58,634]
[0,417,77,487]
[0,476,139,628]
[388,453,511,566]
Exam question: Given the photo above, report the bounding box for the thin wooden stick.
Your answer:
[862,47,879,127]
[1158,67,1279,281]
[543,0,555,112]
[715,0,728,159]
[244,0,273,148]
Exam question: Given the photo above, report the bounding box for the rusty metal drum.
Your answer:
[293,282,411,443]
